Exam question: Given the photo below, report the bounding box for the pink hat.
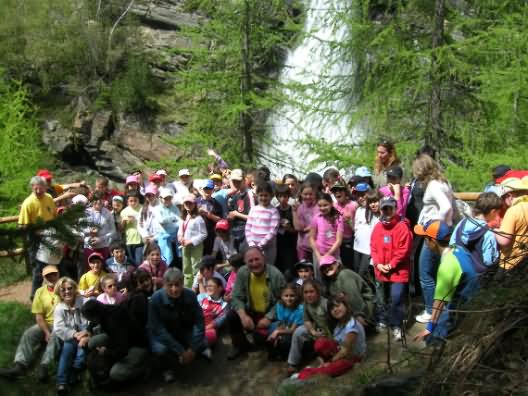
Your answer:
[88,252,104,263]
[183,194,196,204]
[126,175,139,185]
[145,185,159,196]
[319,255,337,267]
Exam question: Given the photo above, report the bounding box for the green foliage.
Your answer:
[0,72,47,214]
[0,302,33,367]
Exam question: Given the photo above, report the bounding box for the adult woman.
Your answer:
[412,154,454,323]
[54,277,89,395]
[373,140,401,187]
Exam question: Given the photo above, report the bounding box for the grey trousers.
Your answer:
[262,238,277,267]
[14,324,58,367]
[89,333,148,382]
[287,325,311,366]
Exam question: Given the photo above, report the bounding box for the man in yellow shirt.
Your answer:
[19,176,59,299]
[0,265,60,382]
[228,247,286,359]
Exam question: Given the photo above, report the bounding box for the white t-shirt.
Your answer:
[353,207,379,255]
[333,317,367,357]
[212,237,237,260]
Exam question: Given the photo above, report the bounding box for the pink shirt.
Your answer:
[334,200,358,240]
[139,260,168,290]
[379,185,410,218]
[96,291,125,305]
[245,205,280,248]
[225,271,237,295]
[296,202,319,252]
[310,213,344,257]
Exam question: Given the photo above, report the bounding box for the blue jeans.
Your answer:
[57,340,85,385]
[126,244,144,266]
[419,243,440,314]
[375,281,407,327]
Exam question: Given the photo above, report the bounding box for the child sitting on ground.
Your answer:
[96,274,125,305]
[192,256,227,294]
[294,260,315,288]
[258,284,304,361]
[79,252,108,298]
[224,253,245,303]
[197,278,228,359]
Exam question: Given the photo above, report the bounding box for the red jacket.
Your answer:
[370,216,413,283]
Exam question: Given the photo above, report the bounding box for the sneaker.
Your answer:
[392,327,403,341]
[415,311,432,323]
[286,365,298,376]
[37,364,49,383]
[201,347,213,361]
[375,322,387,333]
[0,362,26,380]
[162,369,176,383]
[56,384,69,396]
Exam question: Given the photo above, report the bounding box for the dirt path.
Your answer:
[0,279,31,305]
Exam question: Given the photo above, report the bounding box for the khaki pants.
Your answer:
[14,324,58,367]
[182,243,203,288]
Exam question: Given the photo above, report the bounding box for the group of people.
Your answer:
[1,143,527,394]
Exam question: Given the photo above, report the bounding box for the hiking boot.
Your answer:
[0,362,26,380]
[227,346,247,360]
[392,328,403,341]
[37,364,49,383]
[163,369,176,383]
[415,311,432,324]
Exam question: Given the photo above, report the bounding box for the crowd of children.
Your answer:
[2,142,528,394]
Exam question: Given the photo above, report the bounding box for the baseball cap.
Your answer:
[492,165,511,181]
[355,166,372,178]
[42,265,59,277]
[386,166,403,179]
[330,180,347,191]
[126,175,139,185]
[215,219,230,232]
[145,185,159,196]
[112,195,124,202]
[37,169,53,181]
[156,169,168,176]
[183,194,196,204]
[380,196,397,209]
[159,188,173,199]
[319,255,337,267]
[179,169,191,177]
[203,179,215,190]
[148,174,162,183]
[210,174,222,181]
[295,260,313,270]
[414,220,452,241]
[72,194,88,205]
[355,182,370,193]
[230,169,244,181]
[88,252,104,263]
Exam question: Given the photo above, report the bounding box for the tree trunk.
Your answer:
[240,0,253,164]
[429,0,445,154]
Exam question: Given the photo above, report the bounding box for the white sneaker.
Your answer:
[392,327,402,341]
[415,311,432,323]
[201,347,213,361]
[376,322,387,333]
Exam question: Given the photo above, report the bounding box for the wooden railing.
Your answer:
[0,215,31,274]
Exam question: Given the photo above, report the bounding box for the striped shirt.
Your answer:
[245,205,280,248]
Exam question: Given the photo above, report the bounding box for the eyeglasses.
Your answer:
[60,286,74,293]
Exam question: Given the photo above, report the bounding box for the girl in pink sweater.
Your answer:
[293,182,319,261]
[309,193,344,265]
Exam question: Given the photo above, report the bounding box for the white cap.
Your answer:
[156,169,167,176]
[159,188,174,199]
[72,194,88,205]
[179,169,191,177]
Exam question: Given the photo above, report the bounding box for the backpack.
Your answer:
[453,218,490,273]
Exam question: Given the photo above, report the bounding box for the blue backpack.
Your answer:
[453,218,490,273]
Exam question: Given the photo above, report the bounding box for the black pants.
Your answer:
[227,309,266,350]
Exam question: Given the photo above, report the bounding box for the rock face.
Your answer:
[42,0,198,181]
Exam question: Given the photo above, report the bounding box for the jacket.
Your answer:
[370,216,413,283]
[54,295,88,341]
[324,269,374,319]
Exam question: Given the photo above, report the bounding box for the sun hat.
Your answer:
[230,169,244,181]
[42,265,59,277]
[414,220,452,241]
[145,185,159,196]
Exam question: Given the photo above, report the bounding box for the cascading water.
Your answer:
[260,0,357,178]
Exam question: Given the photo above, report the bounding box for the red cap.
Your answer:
[88,252,104,263]
[37,169,53,181]
[215,219,230,232]
[148,174,163,183]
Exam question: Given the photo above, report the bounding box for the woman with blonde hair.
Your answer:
[54,277,89,395]
[373,140,401,187]
[411,154,454,324]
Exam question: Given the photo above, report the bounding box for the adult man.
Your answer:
[495,178,528,270]
[227,247,286,359]
[0,265,60,381]
[148,268,206,383]
[19,176,59,299]
[227,169,255,251]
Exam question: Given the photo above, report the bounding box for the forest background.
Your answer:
[1,0,528,214]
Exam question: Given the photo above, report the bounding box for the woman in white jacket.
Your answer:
[412,154,454,323]
[178,194,207,287]
[53,277,89,394]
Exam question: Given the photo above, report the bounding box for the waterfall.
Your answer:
[260,0,357,179]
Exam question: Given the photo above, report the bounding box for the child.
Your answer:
[309,193,344,269]
[370,196,413,340]
[138,242,168,291]
[294,260,314,288]
[296,295,366,380]
[258,284,304,360]
[282,174,300,203]
[105,242,135,291]
[353,189,382,279]
[197,278,228,357]
[111,195,125,240]
[379,166,410,218]
[120,192,144,265]
[178,194,207,288]
[192,256,227,294]
[124,175,144,204]
[79,252,108,297]
[245,181,280,266]
[293,182,319,261]
[211,219,237,273]
[330,181,358,270]
[322,168,340,194]
[152,188,181,267]
[224,253,245,303]
[197,179,223,255]
[138,185,159,245]
[287,280,330,374]
[275,184,298,279]
[96,274,125,305]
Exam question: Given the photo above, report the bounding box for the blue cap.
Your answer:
[355,166,372,178]
[204,179,215,190]
[355,182,370,192]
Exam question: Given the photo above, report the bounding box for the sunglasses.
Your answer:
[60,286,74,292]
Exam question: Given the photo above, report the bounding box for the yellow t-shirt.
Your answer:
[18,193,57,225]
[120,205,143,245]
[79,271,107,294]
[32,285,58,326]
[499,199,528,270]
[249,272,269,314]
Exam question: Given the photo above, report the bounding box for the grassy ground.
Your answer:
[0,257,28,289]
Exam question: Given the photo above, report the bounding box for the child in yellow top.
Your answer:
[79,252,107,297]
